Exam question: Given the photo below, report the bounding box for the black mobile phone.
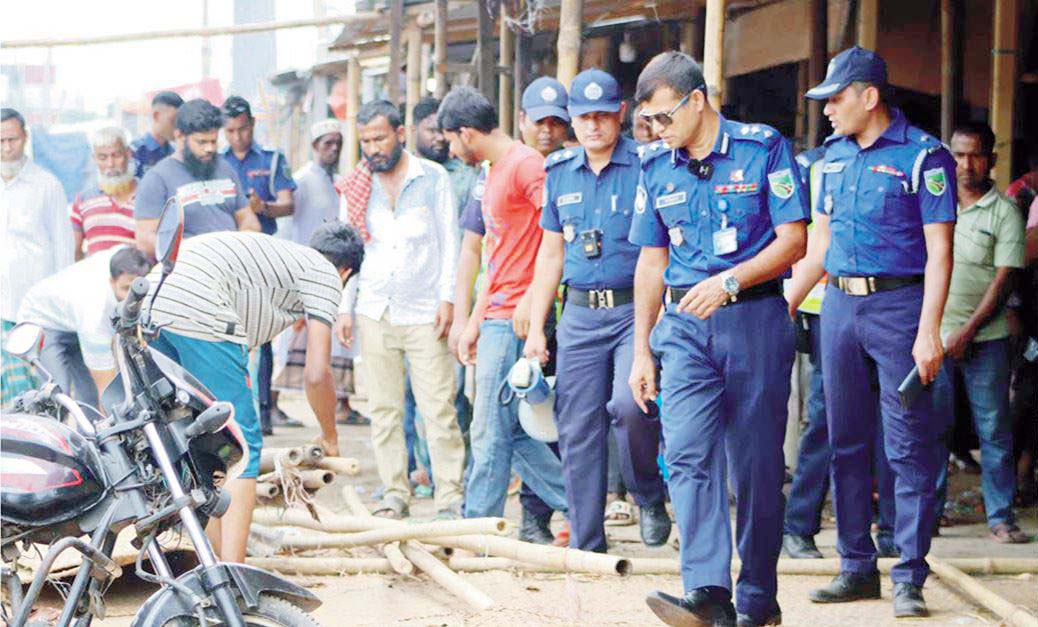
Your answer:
[794,312,811,354]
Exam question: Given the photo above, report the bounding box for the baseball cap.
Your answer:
[805,46,889,100]
[522,77,570,123]
[568,69,622,117]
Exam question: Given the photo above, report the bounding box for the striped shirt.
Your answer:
[147,232,342,347]
[69,188,137,256]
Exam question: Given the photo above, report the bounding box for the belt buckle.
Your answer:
[841,277,870,296]
[590,289,613,309]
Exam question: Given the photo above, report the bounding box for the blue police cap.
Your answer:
[805,46,888,100]
[567,69,622,117]
[522,77,570,123]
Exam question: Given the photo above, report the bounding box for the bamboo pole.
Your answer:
[625,557,1038,576]
[298,470,335,490]
[476,0,496,101]
[513,28,528,140]
[315,456,360,476]
[399,542,495,610]
[422,534,631,576]
[406,25,423,152]
[929,556,1038,627]
[702,0,726,110]
[449,556,579,573]
[345,56,361,170]
[807,0,827,148]
[339,487,414,576]
[263,519,509,550]
[857,0,878,50]
[990,0,1019,189]
[940,0,959,143]
[499,4,515,136]
[253,507,371,533]
[388,0,404,104]
[247,556,394,575]
[556,0,583,89]
[256,483,280,499]
[259,447,305,474]
[302,444,325,464]
[434,0,448,98]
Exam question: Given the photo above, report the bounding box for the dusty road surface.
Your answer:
[18,392,1038,626]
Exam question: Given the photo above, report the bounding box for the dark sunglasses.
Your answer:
[639,85,705,127]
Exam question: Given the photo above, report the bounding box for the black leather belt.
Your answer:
[667,279,782,306]
[833,275,923,296]
[566,287,634,309]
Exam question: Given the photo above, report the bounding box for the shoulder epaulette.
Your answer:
[545,148,579,170]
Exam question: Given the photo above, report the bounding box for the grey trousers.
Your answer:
[39,328,99,408]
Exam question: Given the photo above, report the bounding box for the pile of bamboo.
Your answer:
[248,485,632,611]
[255,446,360,504]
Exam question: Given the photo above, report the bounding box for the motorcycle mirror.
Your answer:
[3,322,45,363]
[155,197,185,275]
[184,401,235,438]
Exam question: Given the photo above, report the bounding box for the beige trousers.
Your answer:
[357,312,464,510]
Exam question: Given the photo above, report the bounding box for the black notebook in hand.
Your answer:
[897,365,929,410]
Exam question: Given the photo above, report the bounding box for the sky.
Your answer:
[0,0,355,117]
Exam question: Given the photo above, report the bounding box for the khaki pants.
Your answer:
[357,312,464,510]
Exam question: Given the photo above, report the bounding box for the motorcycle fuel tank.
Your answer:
[0,414,107,529]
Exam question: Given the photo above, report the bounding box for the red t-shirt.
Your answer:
[69,189,136,256]
[481,142,546,319]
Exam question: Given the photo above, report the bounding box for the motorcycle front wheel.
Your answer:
[163,594,319,626]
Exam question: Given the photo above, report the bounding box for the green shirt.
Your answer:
[942,187,1025,341]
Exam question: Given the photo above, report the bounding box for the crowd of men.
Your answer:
[1,42,1037,627]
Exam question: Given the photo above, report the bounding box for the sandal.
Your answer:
[372,494,409,519]
[604,499,636,527]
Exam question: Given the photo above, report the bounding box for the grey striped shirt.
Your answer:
[147,231,342,346]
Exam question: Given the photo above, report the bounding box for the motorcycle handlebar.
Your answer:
[119,277,150,326]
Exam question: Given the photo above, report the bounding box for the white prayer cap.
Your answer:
[310,119,343,142]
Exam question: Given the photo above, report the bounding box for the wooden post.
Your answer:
[556,0,583,88]
[434,0,448,98]
[345,56,361,170]
[807,0,827,148]
[514,28,527,140]
[857,0,878,50]
[940,0,960,143]
[476,0,495,101]
[499,4,515,136]
[703,0,726,110]
[991,0,1019,189]
[388,0,404,104]
[795,62,808,149]
[406,26,422,152]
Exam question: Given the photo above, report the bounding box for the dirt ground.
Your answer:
[23,392,1038,625]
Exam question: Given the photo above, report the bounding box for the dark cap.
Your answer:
[805,46,888,100]
[522,77,570,123]
[222,95,252,119]
[568,69,621,117]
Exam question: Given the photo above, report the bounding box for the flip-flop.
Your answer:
[371,495,409,519]
[604,499,636,527]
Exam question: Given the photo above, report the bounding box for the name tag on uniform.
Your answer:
[557,192,582,206]
[656,191,687,209]
[822,162,846,174]
[713,227,737,255]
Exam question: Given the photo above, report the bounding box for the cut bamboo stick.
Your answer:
[929,556,1038,627]
[316,457,360,476]
[246,556,394,575]
[258,519,509,550]
[301,444,325,464]
[422,534,631,576]
[625,557,1038,577]
[448,556,564,573]
[339,488,413,576]
[255,482,280,499]
[399,541,494,611]
[298,469,335,490]
[259,447,305,474]
[252,507,372,533]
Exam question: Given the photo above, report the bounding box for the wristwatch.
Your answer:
[720,271,740,302]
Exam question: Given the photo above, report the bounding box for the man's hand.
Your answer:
[523,328,550,364]
[944,324,974,361]
[677,274,729,320]
[512,290,532,339]
[434,301,454,339]
[448,316,468,355]
[334,313,354,348]
[248,190,265,216]
[457,319,480,366]
[913,325,945,386]
[292,317,306,333]
[312,432,339,458]
[628,351,658,414]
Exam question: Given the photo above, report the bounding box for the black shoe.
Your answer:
[736,604,782,626]
[782,534,823,559]
[809,571,881,603]
[646,588,736,627]
[876,532,898,558]
[893,583,928,618]
[518,508,554,545]
[640,502,672,547]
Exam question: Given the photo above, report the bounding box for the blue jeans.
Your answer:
[464,319,568,518]
[934,338,1016,527]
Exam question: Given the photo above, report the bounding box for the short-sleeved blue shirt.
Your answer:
[541,136,642,290]
[818,109,957,277]
[221,145,296,235]
[460,167,487,235]
[629,116,810,287]
[135,156,248,239]
[131,133,174,178]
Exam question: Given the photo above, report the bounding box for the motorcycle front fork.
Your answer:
[141,423,246,627]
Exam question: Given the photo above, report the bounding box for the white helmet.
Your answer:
[517,375,558,443]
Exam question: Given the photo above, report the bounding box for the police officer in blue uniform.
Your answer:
[221,96,299,434]
[131,90,183,177]
[786,47,956,618]
[523,69,670,553]
[628,52,809,627]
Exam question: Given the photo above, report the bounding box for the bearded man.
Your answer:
[70,127,139,259]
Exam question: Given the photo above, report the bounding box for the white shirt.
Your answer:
[1,160,75,320]
[339,151,457,326]
[290,161,340,246]
[17,247,120,371]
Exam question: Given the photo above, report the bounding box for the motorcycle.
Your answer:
[0,201,321,626]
